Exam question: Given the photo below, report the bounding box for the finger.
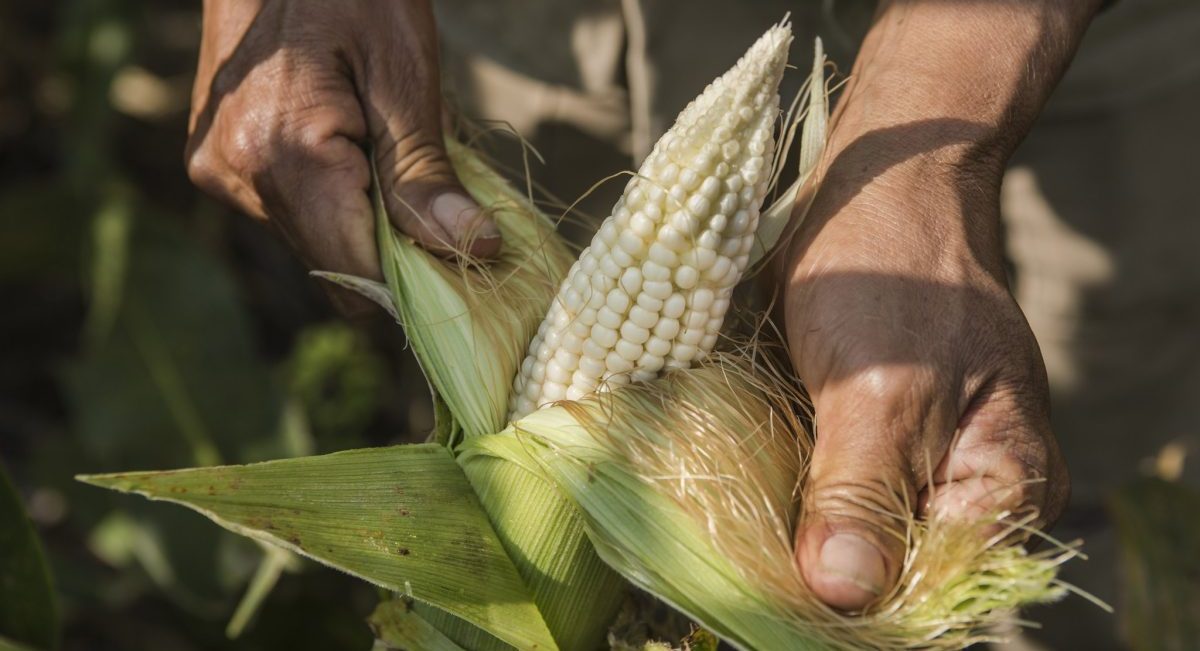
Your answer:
[919,383,1068,533]
[260,130,382,318]
[354,1,501,259]
[795,368,958,611]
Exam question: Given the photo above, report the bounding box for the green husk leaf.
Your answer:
[0,461,58,650]
[376,140,572,441]
[77,444,557,651]
[460,452,626,650]
[431,391,463,448]
[406,602,513,651]
[374,140,625,647]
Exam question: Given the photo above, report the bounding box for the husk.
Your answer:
[460,339,1078,651]
[460,452,628,650]
[368,138,625,649]
[376,139,575,443]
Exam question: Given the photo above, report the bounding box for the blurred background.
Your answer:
[1,1,425,649]
[1,1,1197,650]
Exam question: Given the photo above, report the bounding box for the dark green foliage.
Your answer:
[0,461,58,650]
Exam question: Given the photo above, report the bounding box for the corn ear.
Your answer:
[509,25,792,420]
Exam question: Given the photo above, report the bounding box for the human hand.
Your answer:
[783,147,1069,611]
[780,0,1099,612]
[185,0,500,314]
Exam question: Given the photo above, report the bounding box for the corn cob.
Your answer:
[508,25,792,420]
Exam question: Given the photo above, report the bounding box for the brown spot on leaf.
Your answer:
[397,547,410,556]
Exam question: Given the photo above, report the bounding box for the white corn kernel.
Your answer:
[606,289,631,314]
[663,294,687,320]
[645,336,672,357]
[636,293,665,312]
[615,339,643,362]
[628,305,658,330]
[653,319,680,340]
[675,265,700,289]
[620,321,651,345]
[508,23,789,419]
[590,323,618,349]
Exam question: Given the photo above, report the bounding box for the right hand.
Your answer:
[186,0,501,315]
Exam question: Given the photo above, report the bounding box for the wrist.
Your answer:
[788,135,1008,286]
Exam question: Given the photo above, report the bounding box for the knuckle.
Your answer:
[379,133,454,185]
[849,366,923,404]
[184,143,224,192]
[1011,435,1053,480]
[808,476,913,530]
[222,118,273,175]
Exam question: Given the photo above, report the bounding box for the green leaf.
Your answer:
[368,599,467,651]
[0,462,58,650]
[77,444,558,651]
[460,452,626,650]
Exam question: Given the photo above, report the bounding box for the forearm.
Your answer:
[790,0,1101,281]
[824,0,1101,177]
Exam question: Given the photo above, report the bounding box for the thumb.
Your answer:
[356,2,501,258]
[794,373,954,611]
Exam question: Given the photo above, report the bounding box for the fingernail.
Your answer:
[430,192,500,244]
[818,533,885,596]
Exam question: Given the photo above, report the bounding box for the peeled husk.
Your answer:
[461,340,1078,650]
